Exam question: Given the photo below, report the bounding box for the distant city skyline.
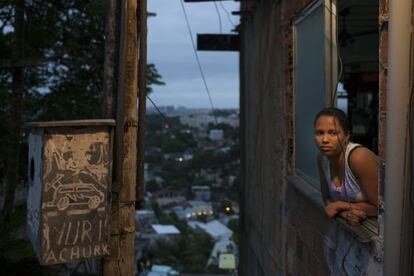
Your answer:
[147,0,240,109]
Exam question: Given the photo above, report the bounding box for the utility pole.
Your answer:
[102,0,139,275]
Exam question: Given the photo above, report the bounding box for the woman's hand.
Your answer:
[339,209,367,225]
[325,202,340,218]
[325,201,368,224]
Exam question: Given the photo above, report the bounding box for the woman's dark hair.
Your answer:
[314,107,351,134]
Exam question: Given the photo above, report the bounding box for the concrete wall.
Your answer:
[239,0,385,275]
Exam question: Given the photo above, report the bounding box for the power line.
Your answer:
[145,98,198,158]
[178,0,218,125]
[146,95,240,173]
[146,95,175,129]
[146,95,198,145]
[213,2,222,33]
[219,1,235,28]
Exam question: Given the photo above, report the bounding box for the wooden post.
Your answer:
[103,0,138,275]
[102,0,120,118]
[136,0,147,209]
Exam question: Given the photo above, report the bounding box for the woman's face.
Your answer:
[314,115,349,158]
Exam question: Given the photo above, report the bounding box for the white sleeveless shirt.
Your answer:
[321,142,365,202]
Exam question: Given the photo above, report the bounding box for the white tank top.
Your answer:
[321,142,365,202]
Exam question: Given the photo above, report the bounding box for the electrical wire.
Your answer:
[146,94,200,155]
[219,1,236,28]
[146,95,238,170]
[146,95,175,130]
[213,2,222,34]
[178,0,218,125]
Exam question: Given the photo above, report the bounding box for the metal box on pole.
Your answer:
[25,119,115,265]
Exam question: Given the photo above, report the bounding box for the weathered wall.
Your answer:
[239,1,286,275]
[378,0,388,241]
[239,0,385,275]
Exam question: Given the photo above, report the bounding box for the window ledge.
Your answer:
[286,174,378,244]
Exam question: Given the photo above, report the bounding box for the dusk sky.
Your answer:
[147,0,240,109]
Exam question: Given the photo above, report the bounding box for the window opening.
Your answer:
[293,0,380,183]
[337,1,379,154]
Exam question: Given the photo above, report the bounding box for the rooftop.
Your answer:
[151,224,180,235]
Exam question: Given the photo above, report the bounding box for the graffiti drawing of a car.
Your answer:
[52,183,105,211]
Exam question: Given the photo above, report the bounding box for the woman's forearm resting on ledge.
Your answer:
[325,200,377,221]
[314,108,379,225]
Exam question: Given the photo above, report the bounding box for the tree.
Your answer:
[0,0,165,272]
[0,207,50,275]
[149,214,214,273]
[227,218,239,246]
[0,0,165,201]
[1,0,25,221]
[146,179,160,192]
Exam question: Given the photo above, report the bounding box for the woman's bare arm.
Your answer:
[322,147,378,223]
[348,147,378,216]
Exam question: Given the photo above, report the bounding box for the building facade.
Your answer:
[238,0,394,275]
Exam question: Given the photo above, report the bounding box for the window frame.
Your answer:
[289,0,381,241]
[292,0,338,189]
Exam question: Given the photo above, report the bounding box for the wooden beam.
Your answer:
[197,34,239,51]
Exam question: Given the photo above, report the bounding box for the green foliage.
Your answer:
[206,264,228,274]
[0,208,47,275]
[151,202,188,234]
[146,179,160,192]
[145,150,163,163]
[191,149,232,167]
[146,63,165,93]
[192,176,211,187]
[161,139,187,153]
[211,109,233,117]
[146,114,167,133]
[150,218,214,273]
[0,0,165,192]
[150,204,215,272]
[0,1,165,273]
[227,218,239,233]
[227,218,239,247]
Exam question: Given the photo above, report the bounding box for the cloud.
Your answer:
[147,0,240,108]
